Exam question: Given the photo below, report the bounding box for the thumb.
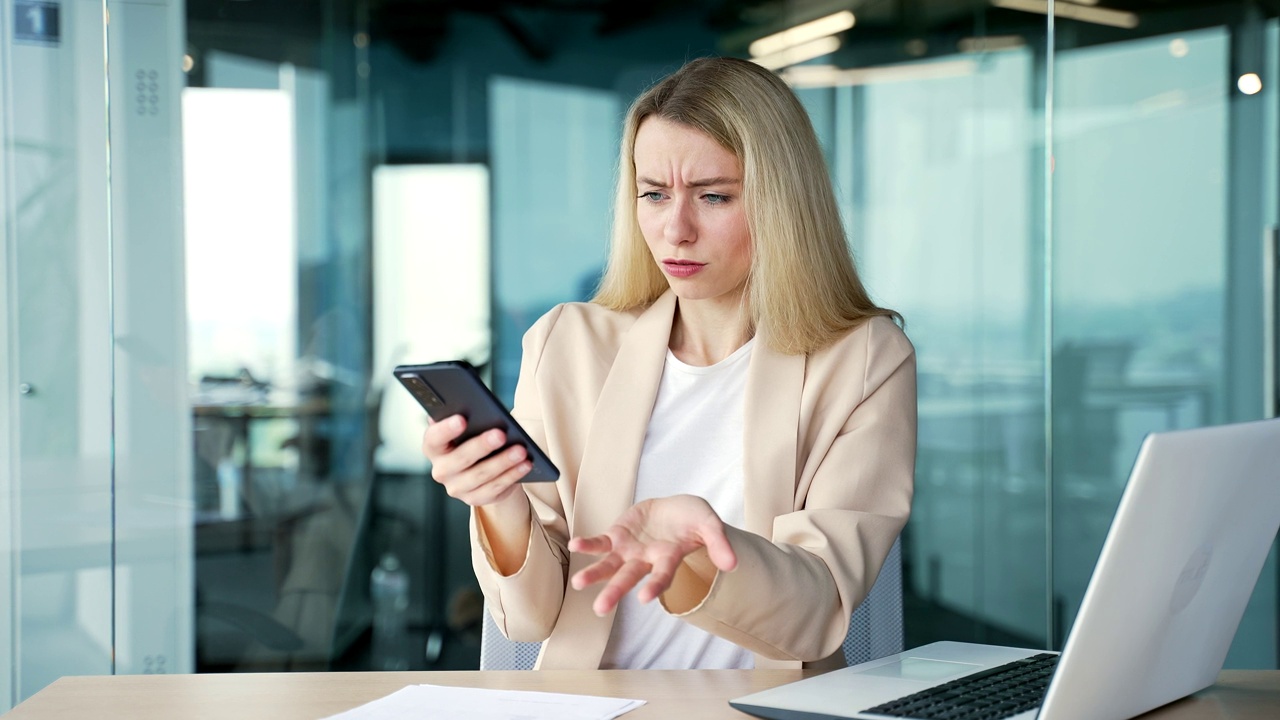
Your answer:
[698,523,737,572]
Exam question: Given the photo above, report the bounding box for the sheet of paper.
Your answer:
[320,683,646,720]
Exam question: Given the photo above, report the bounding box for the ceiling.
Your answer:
[184,0,1280,68]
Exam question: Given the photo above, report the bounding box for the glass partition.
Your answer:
[3,0,120,703]
[489,76,618,404]
[181,4,377,673]
[853,44,1050,648]
[1051,8,1278,665]
[2,0,199,698]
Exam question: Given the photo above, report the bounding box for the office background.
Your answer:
[1,0,1277,711]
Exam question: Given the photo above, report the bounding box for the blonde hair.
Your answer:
[592,56,900,355]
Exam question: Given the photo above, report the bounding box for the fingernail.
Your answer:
[451,416,463,430]
[488,430,504,447]
[507,446,525,461]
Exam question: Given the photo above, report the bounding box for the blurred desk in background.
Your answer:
[192,391,331,548]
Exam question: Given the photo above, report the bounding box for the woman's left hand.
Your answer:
[568,494,738,616]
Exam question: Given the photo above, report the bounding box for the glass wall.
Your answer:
[1050,8,1280,666]
[2,0,1278,710]
[181,3,377,673]
[852,42,1049,649]
[2,0,193,700]
[3,0,118,700]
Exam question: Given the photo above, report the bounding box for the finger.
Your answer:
[571,553,624,590]
[698,524,738,572]
[465,459,533,507]
[432,428,511,479]
[638,552,683,604]
[443,444,527,499]
[568,535,613,556]
[421,415,466,457]
[592,559,652,616]
[433,439,522,487]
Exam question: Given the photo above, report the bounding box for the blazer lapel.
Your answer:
[742,334,804,536]
[538,291,676,669]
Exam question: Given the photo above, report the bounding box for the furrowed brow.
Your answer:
[636,176,741,188]
[688,176,741,188]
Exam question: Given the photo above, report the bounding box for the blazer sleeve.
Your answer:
[468,305,572,642]
[662,318,917,662]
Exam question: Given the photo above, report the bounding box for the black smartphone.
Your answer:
[393,361,559,483]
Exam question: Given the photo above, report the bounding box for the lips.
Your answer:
[662,259,705,278]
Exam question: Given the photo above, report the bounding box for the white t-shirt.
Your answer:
[598,338,756,670]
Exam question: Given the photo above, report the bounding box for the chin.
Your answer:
[671,285,739,304]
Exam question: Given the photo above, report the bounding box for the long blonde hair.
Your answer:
[592,56,900,355]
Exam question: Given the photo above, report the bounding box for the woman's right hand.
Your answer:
[421,414,532,507]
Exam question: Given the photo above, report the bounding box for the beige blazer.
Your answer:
[470,290,917,670]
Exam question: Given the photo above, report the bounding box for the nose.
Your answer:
[663,198,696,246]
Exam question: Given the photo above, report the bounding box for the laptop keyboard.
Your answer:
[861,653,1059,720]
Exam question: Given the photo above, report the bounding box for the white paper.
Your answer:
[320,683,646,720]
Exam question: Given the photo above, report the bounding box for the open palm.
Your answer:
[568,494,738,616]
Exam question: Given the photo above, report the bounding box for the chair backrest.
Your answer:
[480,610,542,670]
[841,536,904,665]
[479,536,904,670]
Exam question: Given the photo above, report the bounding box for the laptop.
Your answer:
[731,417,1280,720]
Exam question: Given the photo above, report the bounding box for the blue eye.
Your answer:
[703,193,730,205]
[638,191,664,202]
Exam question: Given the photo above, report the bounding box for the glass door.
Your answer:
[2,0,193,709]
[2,0,116,704]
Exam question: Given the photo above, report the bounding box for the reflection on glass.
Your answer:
[184,87,298,387]
[1053,27,1229,643]
[183,26,377,670]
[489,77,617,404]
[373,164,491,472]
[1052,22,1277,665]
[854,47,1048,648]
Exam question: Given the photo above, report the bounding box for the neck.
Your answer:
[669,294,752,367]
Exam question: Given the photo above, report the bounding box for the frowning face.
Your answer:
[633,117,752,308]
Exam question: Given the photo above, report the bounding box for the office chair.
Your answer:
[479,536,904,670]
[841,537,904,665]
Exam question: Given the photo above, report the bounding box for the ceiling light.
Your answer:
[1238,73,1263,96]
[753,36,842,71]
[958,35,1026,53]
[782,60,978,88]
[991,0,1139,30]
[749,11,855,58]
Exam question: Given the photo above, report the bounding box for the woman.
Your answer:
[422,57,916,671]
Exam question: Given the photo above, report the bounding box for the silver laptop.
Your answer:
[731,417,1280,720]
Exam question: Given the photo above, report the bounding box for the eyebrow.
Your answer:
[636,176,742,189]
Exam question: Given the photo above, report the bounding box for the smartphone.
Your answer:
[393,361,559,483]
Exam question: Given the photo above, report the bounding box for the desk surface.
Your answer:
[5,670,1278,719]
